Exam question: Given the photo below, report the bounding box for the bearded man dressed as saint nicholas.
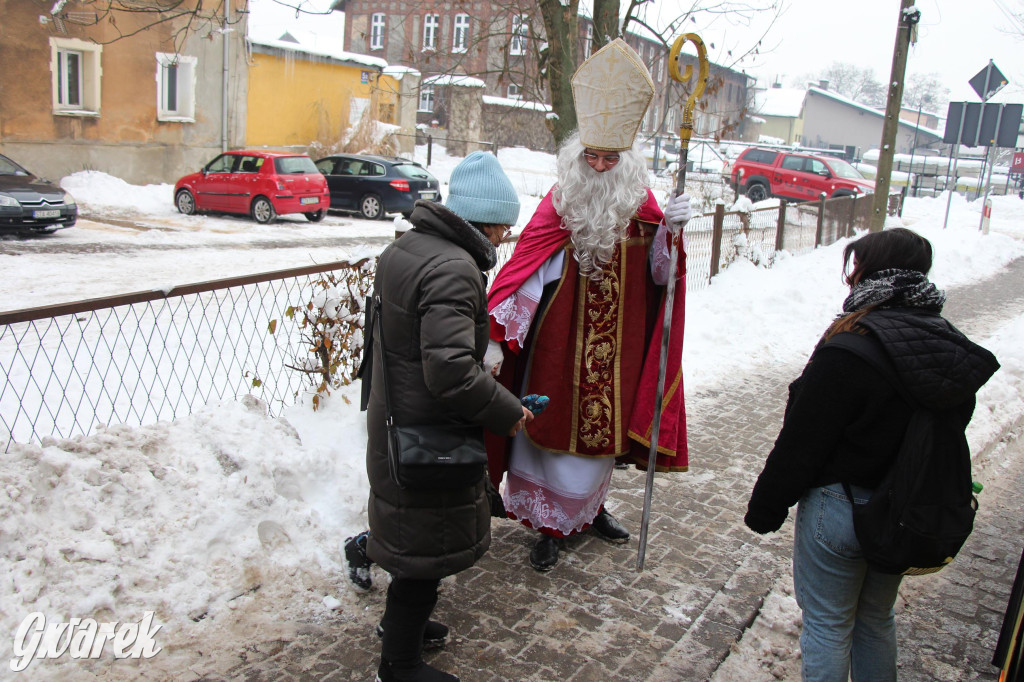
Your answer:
[484,38,694,572]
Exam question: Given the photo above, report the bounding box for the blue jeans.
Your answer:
[793,483,904,682]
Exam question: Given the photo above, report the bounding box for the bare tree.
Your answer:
[903,72,950,114]
[49,0,245,51]
[796,62,885,106]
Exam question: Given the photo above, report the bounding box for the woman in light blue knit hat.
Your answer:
[358,150,532,682]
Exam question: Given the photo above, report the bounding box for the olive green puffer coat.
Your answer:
[363,200,523,579]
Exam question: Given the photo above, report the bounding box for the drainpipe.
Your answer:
[221,2,230,152]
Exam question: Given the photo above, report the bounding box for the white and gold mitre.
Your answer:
[571,38,655,151]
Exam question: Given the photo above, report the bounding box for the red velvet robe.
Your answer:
[486,188,688,485]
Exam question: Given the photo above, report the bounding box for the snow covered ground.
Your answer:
[2,146,1024,679]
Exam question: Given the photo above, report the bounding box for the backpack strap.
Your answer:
[823,331,915,503]
[824,331,916,406]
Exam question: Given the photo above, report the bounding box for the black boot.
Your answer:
[529,535,560,571]
[375,659,459,682]
[376,620,449,650]
[343,531,372,591]
[592,508,630,543]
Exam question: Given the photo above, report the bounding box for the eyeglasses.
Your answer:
[582,151,621,167]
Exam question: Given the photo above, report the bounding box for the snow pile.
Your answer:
[0,389,369,679]
[62,171,175,217]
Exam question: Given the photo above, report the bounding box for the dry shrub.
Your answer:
[308,108,401,159]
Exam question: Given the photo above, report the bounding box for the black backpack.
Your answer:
[827,331,979,576]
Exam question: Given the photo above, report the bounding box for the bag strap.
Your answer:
[371,295,396,427]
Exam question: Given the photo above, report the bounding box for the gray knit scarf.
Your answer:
[842,268,946,314]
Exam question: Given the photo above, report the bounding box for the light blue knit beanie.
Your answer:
[444,151,520,226]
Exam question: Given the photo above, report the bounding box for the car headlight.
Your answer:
[0,193,20,208]
[62,191,77,207]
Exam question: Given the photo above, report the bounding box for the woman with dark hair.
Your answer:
[744,227,998,681]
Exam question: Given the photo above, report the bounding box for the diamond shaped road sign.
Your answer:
[970,61,1008,101]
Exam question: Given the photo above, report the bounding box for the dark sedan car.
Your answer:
[0,154,77,234]
[314,154,441,220]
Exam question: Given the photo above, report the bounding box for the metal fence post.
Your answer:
[848,195,857,238]
[815,193,827,247]
[775,200,787,252]
[710,203,725,281]
[427,135,433,167]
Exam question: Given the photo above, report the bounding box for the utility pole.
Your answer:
[870,0,920,231]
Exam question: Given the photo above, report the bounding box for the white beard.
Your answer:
[552,133,649,279]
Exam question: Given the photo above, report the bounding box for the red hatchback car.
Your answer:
[174,151,329,223]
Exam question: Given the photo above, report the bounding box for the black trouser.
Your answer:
[380,577,441,666]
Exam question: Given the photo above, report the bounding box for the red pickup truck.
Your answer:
[730,147,875,203]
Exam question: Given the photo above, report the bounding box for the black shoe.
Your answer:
[375,658,459,682]
[529,535,560,571]
[592,509,630,544]
[344,531,372,591]
[375,620,449,650]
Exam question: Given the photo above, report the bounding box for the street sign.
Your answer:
[1012,151,1024,174]
[970,61,1008,101]
[943,102,1023,147]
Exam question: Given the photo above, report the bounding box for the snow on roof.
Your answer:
[422,74,486,88]
[806,87,942,137]
[753,87,806,118]
[482,95,552,113]
[383,65,420,79]
[247,34,387,69]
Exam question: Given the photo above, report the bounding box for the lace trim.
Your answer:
[504,473,611,536]
[491,292,540,348]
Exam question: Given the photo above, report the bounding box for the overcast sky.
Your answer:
[681,0,1024,106]
[249,0,1024,109]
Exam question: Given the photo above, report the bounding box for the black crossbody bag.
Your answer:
[368,295,487,491]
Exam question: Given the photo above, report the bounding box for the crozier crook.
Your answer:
[636,32,709,572]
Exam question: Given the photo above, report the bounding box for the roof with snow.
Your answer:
[482,95,552,113]
[422,74,486,88]
[806,87,942,137]
[247,35,387,69]
[383,66,421,79]
[753,87,806,118]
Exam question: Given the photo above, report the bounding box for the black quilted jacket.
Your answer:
[363,201,524,579]
[744,307,999,534]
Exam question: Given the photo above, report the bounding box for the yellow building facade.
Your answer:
[246,38,399,149]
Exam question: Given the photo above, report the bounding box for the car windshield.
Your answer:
[0,155,30,176]
[393,163,435,181]
[274,156,318,175]
[828,158,865,180]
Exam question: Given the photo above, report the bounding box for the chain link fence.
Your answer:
[2,192,900,451]
[0,260,373,453]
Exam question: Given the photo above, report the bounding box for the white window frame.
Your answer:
[155,53,196,122]
[666,108,676,132]
[452,14,469,53]
[651,105,659,134]
[418,84,435,112]
[370,13,386,50]
[50,37,102,115]
[422,14,439,51]
[656,55,664,83]
[510,14,528,56]
[584,24,593,60]
[507,83,521,100]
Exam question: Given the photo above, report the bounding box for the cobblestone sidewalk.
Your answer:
[208,259,1024,682]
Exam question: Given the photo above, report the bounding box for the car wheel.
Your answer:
[359,194,384,220]
[305,209,325,222]
[746,182,769,203]
[251,196,276,224]
[176,189,196,215]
